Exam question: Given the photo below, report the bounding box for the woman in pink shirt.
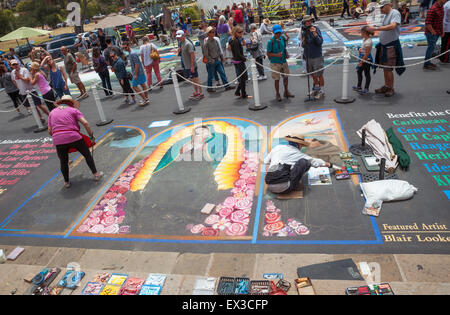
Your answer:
[48,95,103,188]
[29,62,56,112]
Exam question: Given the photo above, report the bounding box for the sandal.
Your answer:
[64,182,71,189]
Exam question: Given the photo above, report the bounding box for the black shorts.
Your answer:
[184,67,199,79]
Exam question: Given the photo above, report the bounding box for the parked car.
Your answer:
[15,44,36,58]
[49,33,76,41]
[39,37,77,59]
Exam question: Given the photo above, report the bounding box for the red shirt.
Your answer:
[234,9,244,24]
[425,2,445,36]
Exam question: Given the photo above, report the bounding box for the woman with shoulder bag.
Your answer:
[249,23,267,80]
[140,36,163,89]
[48,95,103,189]
[229,26,248,98]
[92,48,113,97]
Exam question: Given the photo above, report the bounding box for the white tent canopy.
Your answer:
[95,13,137,29]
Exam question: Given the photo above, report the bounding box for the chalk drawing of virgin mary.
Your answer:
[77,118,264,237]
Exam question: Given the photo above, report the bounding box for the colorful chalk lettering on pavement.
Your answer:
[0,137,55,197]
[74,118,266,238]
[262,109,350,238]
[387,110,450,199]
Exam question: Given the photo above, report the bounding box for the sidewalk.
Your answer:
[1,244,449,295]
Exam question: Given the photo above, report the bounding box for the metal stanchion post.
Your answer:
[171,67,191,115]
[92,85,113,126]
[248,58,267,111]
[334,49,355,104]
[26,92,47,133]
[379,158,386,180]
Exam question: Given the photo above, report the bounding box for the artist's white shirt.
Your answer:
[444,1,450,33]
[263,145,327,169]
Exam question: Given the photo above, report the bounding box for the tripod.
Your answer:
[302,31,315,102]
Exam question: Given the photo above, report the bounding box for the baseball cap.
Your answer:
[272,24,282,34]
[10,59,18,65]
[176,30,185,38]
[379,0,391,7]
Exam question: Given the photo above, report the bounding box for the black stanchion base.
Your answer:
[248,104,267,111]
[33,126,48,133]
[173,107,191,115]
[350,144,373,156]
[96,119,114,127]
[334,97,356,104]
[447,90,450,94]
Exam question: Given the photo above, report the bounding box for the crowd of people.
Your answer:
[0,0,449,188]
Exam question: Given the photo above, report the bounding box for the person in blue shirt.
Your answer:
[1,55,11,72]
[110,51,136,105]
[122,42,149,106]
[267,24,295,102]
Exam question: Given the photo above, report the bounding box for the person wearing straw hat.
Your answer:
[260,18,272,35]
[264,133,331,194]
[48,95,103,189]
[203,26,234,93]
[400,2,411,24]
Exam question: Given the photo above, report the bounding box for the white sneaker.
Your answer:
[314,90,325,100]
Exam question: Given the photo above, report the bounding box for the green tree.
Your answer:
[0,9,17,36]
[16,0,64,28]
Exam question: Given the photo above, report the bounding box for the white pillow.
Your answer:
[360,180,418,202]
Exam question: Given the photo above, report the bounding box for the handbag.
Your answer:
[150,46,160,61]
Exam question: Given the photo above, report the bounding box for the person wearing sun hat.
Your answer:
[260,18,272,35]
[263,133,331,194]
[49,95,103,189]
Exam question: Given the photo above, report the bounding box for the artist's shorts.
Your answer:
[306,57,324,76]
[131,73,147,87]
[69,71,82,84]
[270,62,290,80]
[381,47,396,72]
